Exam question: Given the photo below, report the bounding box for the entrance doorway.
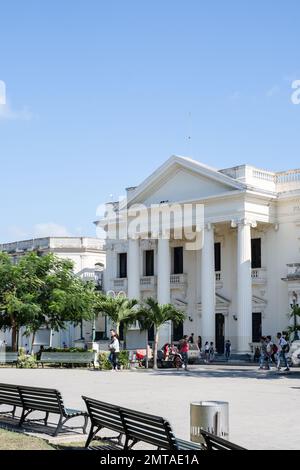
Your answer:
[215,314,225,354]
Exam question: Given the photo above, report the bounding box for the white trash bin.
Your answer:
[190,401,229,444]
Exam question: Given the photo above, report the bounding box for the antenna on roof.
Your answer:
[186,111,193,157]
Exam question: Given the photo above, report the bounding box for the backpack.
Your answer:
[282,343,290,353]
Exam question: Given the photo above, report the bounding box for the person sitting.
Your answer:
[163,343,171,360]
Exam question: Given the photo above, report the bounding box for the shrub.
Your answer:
[118,350,130,369]
[98,352,112,370]
[42,347,91,353]
[97,350,130,370]
[17,354,37,369]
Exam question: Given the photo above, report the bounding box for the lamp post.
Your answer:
[291,292,299,341]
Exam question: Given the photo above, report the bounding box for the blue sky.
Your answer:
[1,0,300,243]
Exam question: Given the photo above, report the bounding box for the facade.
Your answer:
[99,155,300,353]
[0,237,106,350]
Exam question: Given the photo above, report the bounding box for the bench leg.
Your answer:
[53,416,63,436]
[19,408,34,426]
[85,425,102,447]
[82,414,88,434]
[124,436,138,451]
[44,411,49,426]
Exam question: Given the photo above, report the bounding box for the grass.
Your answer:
[0,428,54,450]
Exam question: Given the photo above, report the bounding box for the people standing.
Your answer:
[258,336,268,370]
[179,335,189,371]
[266,335,277,368]
[197,335,202,351]
[225,340,231,361]
[276,332,290,372]
[108,329,120,371]
[188,333,194,344]
[204,341,210,363]
[209,342,215,362]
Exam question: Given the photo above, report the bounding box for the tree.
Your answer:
[96,295,138,337]
[136,297,186,370]
[288,305,300,341]
[0,252,97,351]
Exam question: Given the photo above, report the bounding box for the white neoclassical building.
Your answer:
[98,155,300,353]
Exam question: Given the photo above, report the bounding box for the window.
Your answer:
[119,253,127,278]
[173,247,183,274]
[145,250,154,276]
[172,321,183,342]
[252,312,262,342]
[214,242,221,272]
[251,238,261,269]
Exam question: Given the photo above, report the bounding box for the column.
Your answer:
[127,238,140,299]
[200,223,216,345]
[157,236,171,346]
[236,220,253,353]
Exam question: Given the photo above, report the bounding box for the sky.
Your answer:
[1,0,300,243]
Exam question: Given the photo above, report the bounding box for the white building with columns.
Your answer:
[98,155,300,353]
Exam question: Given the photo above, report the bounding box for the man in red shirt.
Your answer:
[179,335,190,371]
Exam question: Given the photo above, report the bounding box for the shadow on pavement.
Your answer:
[146,367,300,381]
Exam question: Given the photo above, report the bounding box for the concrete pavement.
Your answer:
[0,365,299,450]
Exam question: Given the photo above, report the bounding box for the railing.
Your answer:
[286,263,300,279]
[251,268,267,283]
[113,278,128,290]
[252,169,274,182]
[276,170,300,184]
[170,274,187,286]
[140,276,156,289]
[215,271,223,289]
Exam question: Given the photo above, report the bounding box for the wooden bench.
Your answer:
[200,429,246,450]
[38,352,95,368]
[120,406,202,450]
[82,396,203,451]
[82,396,125,450]
[0,352,18,367]
[18,385,88,436]
[0,383,23,418]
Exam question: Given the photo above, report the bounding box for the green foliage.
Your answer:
[98,352,112,370]
[97,350,130,370]
[97,295,138,334]
[118,350,130,369]
[0,252,99,350]
[136,297,186,369]
[42,347,91,353]
[288,305,300,340]
[136,297,186,330]
[17,353,37,369]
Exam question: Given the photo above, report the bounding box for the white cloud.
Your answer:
[33,223,71,238]
[0,101,33,121]
[266,85,280,98]
[1,223,74,244]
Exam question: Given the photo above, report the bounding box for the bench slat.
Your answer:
[200,430,246,450]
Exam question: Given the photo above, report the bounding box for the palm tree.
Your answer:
[136,297,186,370]
[97,294,139,337]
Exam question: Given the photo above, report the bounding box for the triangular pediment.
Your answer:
[127,155,245,206]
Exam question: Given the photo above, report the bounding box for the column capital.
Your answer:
[127,233,141,241]
[231,218,257,229]
[151,230,171,240]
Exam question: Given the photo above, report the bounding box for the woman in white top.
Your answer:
[109,330,120,370]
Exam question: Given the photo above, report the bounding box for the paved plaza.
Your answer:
[0,365,299,450]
